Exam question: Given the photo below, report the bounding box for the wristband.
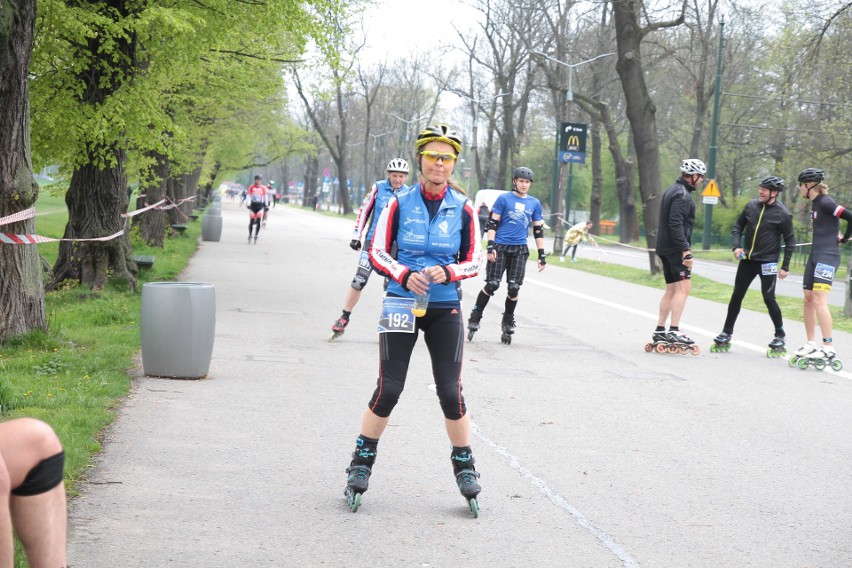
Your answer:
[486,240,495,253]
[682,253,693,260]
[538,248,546,264]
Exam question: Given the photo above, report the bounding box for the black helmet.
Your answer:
[798,168,824,184]
[759,176,785,192]
[416,124,463,154]
[513,167,534,182]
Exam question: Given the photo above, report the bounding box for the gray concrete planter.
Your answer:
[141,282,216,379]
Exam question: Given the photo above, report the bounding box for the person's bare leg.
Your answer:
[657,284,676,327]
[0,456,13,568]
[812,290,833,347]
[668,280,693,328]
[359,409,389,440]
[802,290,817,342]
[342,287,362,313]
[445,414,471,447]
[0,419,66,568]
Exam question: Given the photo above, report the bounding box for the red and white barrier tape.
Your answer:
[121,199,166,218]
[0,207,36,227]
[0,229,125,245]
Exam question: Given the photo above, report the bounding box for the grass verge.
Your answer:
[0,194,203,566]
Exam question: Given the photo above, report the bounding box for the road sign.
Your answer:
[559,122,587,154]
[702,179,721,197]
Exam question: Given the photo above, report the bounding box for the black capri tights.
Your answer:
[723,259,784,335]
[368,308,466,420]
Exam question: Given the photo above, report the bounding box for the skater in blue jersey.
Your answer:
[343,124,484,516]
[329,158,409,340]
[466,166,546,344]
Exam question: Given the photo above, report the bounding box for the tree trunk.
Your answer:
[613,0,664,273]
[589,117,602,231]
[50,155,137,291]
[137,152,169,247]
[0,0,46,343]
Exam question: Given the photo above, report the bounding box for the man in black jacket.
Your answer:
[652,159,706,348]
[711,176,795,354]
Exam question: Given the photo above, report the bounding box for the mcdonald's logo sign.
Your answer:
[559,122,587,154]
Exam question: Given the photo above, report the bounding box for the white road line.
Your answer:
[471,421,640,568]
[525,276,852,381]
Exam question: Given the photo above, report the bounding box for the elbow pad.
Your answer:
[533,225,544,239]
[486,217,499,232]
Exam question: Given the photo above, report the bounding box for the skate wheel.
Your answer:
[467,330,475,342]
[788,357,798,367]
[345,489,361,512]
[328,331,341,342]
[469,498,479,518]
[667,344,679,354]
[655,343,667,353]
[710,344,718,353]
[690,345,700,356]
[814,359,826,371]
[832,359,843,371]
[797,358,810,370]
[644,343,654,353]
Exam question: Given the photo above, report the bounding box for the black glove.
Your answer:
[538,249,547,265]
[486,240,495,254]
[350,239,362,251]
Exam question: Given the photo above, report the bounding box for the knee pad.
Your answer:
[484,279,500,295]
[11,451,65,496]
[350,274,367,290]
[507,282,521,299]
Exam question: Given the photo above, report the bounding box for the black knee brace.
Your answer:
[484,279,500,295]
[11,451,65,496]
[507,281,521,299]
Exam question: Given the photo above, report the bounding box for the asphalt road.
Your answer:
[566,236,849,307]
[67,201,852,567]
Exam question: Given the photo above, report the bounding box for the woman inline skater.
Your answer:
[343,124,484,516]
[790,168,852,370]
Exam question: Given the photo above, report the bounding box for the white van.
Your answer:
[472,189,507,213]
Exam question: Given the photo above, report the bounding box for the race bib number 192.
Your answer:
[377,298,416,333]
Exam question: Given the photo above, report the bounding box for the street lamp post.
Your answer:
[532,50,615,251]
[454,91,511,193]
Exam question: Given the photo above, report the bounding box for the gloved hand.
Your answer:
[350,239,362,251]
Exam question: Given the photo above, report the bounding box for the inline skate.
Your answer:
[788,344,843,371]
[467,309,481,342]
[710,331,732,353]
[451,450,481,518]
[500,314,515,345]
[644,330,700,355]
[344,445,376,513]
[328,316,349,341]
[767,336,787,358]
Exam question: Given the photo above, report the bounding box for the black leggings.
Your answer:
[248,202,264,236]
[368,308,466,420]
[723,259,784,335]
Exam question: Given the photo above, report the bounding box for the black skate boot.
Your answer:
[451,449,481,518]
[344,442,376,513]
[329,315,350,342]
[665,331,699,356]
[767,335,786,358]
[467,308,482,342]
[500,313,515,345]
[711,331,732,353]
